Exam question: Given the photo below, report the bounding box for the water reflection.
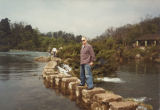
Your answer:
[126,60,160,74]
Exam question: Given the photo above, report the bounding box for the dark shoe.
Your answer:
[77,84,84,86]
[86,87,94,90]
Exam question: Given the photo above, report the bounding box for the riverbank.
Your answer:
[119,46,160,63]
[40,56,152,110]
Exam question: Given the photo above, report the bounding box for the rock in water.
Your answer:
[44,61,57,69]
[34,56,50,62]
[43,61,58,76]
[82,87,106,104]
[51,57,61,62]
[109,101,138,110]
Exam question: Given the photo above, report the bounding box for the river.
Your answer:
[0,52,159,110]
[0,52,81,110]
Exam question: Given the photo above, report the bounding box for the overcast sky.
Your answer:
[0,0,160,38]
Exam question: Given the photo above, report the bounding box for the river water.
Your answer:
[0,52,81,110]
[0,52,159,110]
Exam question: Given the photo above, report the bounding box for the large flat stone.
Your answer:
[49,74,61,82]
[91,102,108,110]
[47,74,67,87]
[51,57,61,62]
[82,87,106,104]
[61,77,79,90]
[43,72,58,80]
[82,87,106,99]
[50,74,67,84]
[76,86,87,98]
[44,61,57,69]
[91,92,123,110]
[93,92,122,103]
[34,56,50,62]
[44,69,59,75]
[68,80,80,89]
[45,74,64,81]
[55,75,71,87]
[109,101,138,110]
[50,74,66,81]
[68,80,80,94]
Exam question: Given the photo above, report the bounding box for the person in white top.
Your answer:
[52,47,57,57]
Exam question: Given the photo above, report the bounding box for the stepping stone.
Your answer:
[44,68,55,74]
[109,101,138,110]
[93,91,122,103]
[82,87,105,104]
[55,75,71,88]
[61,77,79,90]
[68,80,80,94]
[76,86,87,98]
[91,92,122,110]
[34,56,50,62]
[44,61,57,69]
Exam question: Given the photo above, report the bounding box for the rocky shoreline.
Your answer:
[38,56,151,110]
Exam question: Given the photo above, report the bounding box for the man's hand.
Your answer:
[89,62,93,66]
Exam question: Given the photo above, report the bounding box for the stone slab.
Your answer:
[68,80,80,90]
[109,101,138,110]
[93,92,122,103]
[91,102,108,110]
[61,77,79,90]
[91,92,123,110]
[82,87,106,104]
[34,56,50,62]
[76,86,87,98]
[68,81,80,95]
[44,61,57,69]
[55,75,71,87]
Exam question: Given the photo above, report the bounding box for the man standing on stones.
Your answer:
[78,36,96,90]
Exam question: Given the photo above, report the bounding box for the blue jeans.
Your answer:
[80,64,94,88]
